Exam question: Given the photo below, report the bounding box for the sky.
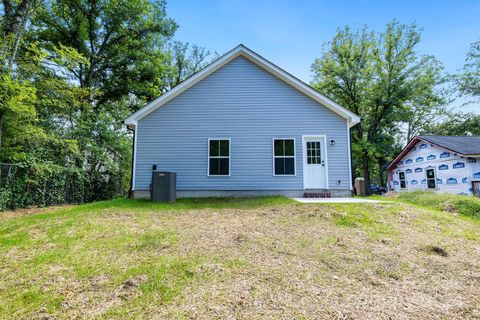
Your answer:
[167,0,480,112]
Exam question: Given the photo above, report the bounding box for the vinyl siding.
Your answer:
[135,56,351,191]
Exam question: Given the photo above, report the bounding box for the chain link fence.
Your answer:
[0,162,126,210]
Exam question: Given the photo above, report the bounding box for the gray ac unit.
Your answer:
[151,171,176,202]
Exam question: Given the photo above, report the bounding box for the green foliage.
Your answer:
[456,40,480,102]
[311,20,446,189]
[0,0,211,210]
[423,112,480,136]
[398,191,480,220]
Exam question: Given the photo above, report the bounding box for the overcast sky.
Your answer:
[168,0,480,112]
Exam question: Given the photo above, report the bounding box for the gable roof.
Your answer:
[417,135,480,155]
[124,44,361,128]
[387,135,480,170]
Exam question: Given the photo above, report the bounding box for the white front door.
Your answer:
[303,136,327,189]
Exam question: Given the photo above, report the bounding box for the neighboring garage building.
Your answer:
[387,136,480,196]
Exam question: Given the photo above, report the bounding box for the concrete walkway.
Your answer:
[292,197,389,204]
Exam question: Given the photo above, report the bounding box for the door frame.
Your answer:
[302,135,329,189]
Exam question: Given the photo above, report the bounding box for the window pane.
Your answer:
[219,158,229,175]
[400,181,406,189]
[399,172,405,180]
[220,140,229,156]
[209,158,219,175]
[284,139,294,156]
[284,157,294,174]
[426,169,435,179]
[209,140,219,157]
[274,140,284,156]
[274,158,284,175]
[427,179,436,189]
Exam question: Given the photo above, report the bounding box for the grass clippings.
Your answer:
[0,197,479,319]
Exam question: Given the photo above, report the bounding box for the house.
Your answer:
[387,136,480,196]
[124,44,360,199]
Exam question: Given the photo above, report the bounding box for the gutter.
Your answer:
[126,125,135,198]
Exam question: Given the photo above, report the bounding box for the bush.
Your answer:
[398,191,480,219]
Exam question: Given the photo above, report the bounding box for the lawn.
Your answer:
[1,196,479,319]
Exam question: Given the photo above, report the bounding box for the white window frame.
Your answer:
[272,138,296,176]
[398,170,407,189]
[207,138,231,177]
[425,167,437,190]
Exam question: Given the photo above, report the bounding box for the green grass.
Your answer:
[395,191,480,219]
[330,203,398,239]
[0,195,479,319]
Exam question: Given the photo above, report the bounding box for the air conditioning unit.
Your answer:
[151,171,176,202]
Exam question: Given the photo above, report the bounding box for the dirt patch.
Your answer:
[122,274,148,290]
[423,245,449,257]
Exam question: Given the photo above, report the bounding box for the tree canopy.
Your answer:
[0,0,211,209]
[311,21,447,193]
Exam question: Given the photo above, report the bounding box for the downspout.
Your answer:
[127,126,135,198]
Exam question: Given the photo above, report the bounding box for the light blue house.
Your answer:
[124,45,360,198]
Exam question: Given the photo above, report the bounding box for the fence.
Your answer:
[0,162,126,210]
[473,181,480,197]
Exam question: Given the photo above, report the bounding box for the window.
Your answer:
[208,139,230,176]
[426,168,436,189]
[273,139,295,175]
[399,171,406,189]
[306,141,321,164]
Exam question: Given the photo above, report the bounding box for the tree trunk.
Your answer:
[362,149,372,196]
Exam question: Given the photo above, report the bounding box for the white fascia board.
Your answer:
[124,44,361,128]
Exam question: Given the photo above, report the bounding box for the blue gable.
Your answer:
[134,56,351,191]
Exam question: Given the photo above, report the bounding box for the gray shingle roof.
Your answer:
[418,135,480,155]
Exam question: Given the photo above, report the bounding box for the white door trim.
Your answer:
[302,135,329,189]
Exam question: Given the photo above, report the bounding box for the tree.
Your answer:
[456,40,480,104]
[0,0,212,208]
[165,41,212,88]
[312,21,445,194]
[423,112,480,136]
